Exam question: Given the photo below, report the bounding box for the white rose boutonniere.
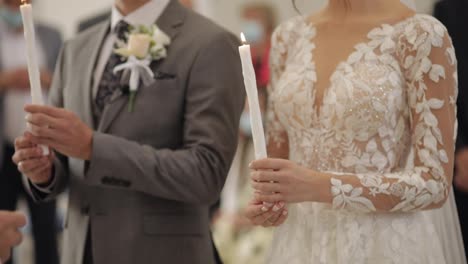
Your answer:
[114,24,171,112]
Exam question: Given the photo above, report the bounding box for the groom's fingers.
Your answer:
[18,157,50,175]
[28,123,56,139]
[31,138,61,152]
[14,135,35,150]
[26,113,64,130]
[12,147,43,164]
[24,105,68,119]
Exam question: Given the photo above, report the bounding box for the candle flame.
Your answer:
[240,32,247,44]
[21,0,28,5]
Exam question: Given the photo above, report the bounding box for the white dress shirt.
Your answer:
[92,0,170,99]
[0,22,47,145]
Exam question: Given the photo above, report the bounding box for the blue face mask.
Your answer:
[239,111,252,138]
[242,20,265,44]
[0,8,23,29]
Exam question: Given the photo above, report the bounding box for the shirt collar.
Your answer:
[110,0,170,31]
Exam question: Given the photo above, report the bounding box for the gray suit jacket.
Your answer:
[25,1,245,264]
[0,23,62,168]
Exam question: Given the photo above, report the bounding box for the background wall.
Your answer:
[34,0,439,39]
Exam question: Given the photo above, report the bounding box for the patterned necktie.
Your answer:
[95,20,130,114]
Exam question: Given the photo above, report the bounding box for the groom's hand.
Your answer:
[24,104,93,160]
[13,131,55,184]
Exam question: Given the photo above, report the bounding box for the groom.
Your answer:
[12,0,244,263]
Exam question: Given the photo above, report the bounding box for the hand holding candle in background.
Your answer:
[20,0,49,155]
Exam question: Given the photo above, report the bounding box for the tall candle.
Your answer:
[20,0,49,155]
[239,33,267,160]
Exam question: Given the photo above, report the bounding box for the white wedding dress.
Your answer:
[266,14,466,264]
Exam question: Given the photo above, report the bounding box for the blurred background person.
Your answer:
[0,0,62,263]
[213,3,277,264]
[242,3,276,90]
[434,0,468,259]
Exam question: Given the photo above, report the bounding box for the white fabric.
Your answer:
[266,14,466,263]
[92,0,170,99]
[0,21,46,145]
[400,0,417,11]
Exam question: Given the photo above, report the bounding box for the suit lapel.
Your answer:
[80,21,110,130]
[99,0,186,133]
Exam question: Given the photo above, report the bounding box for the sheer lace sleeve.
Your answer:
[325,17,458,212]
[267,24,290,159]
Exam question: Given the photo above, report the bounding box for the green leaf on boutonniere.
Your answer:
[128,91,137,113]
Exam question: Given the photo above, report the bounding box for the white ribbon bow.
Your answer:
[113,55,155,92]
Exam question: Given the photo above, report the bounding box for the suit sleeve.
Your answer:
[86,31,246,204]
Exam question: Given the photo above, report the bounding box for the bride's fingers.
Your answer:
[254,192,284,204]
[245,205,281,225]
[252,181,283,193]
[263,211,282,227]
[272,210,288,227]
[251,170,282,183]
[261,208,288,227]
[249,158,290,171]
[251,211,279,226]
[245,204,269,219]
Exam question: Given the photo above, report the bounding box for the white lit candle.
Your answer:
[20,0,49,155]
[239,33,267,160]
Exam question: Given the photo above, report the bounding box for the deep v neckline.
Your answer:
[303,13,418,118]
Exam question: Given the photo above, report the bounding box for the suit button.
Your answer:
[101,177,110,184]
[81,206,90,215]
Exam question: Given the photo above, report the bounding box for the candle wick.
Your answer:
[240,32,247,44]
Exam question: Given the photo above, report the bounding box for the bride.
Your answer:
[245,0,466,263]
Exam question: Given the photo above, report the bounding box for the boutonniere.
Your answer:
[113,24,171,112]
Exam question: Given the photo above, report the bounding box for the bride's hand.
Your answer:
[250,158,315,203]
[245,199,288,227]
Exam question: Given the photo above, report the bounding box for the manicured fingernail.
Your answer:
[25,114,31,121]
[283,210,288,216]
[272,205,280,212]
[261,206,268,212]
[279,202,285,208]
[249,162,253,168]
